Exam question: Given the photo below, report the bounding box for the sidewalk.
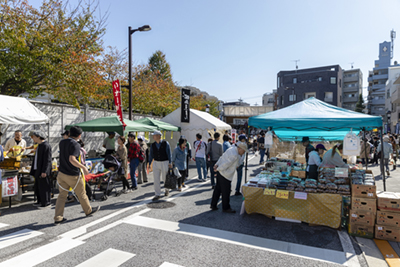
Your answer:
[366,162,400,192]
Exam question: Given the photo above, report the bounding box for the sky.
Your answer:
[31,0,400,105]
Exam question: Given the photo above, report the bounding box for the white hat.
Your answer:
[383,136,390,142]
[151,130,162,136]
[237,142,248,152]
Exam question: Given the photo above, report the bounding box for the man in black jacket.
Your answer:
[30,131,52,207]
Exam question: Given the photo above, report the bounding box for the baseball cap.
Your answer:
[61,130,69,136]
[315,144,326,150]
[151,130,162,136]
[238,134,247,141]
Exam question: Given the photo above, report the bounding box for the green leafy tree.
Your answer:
[355,93,365,113]
[0,0,107,108]
[148,50,172,80]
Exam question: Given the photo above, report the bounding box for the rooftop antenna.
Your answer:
[391,29,396,59]
[254,102,258,106]
[349,62,354,69]
[238,97,243,103]
[292,59,300,70]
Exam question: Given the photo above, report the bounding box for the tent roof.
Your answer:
[135,117,180,131]
[249,97,382,132]
[0,95,49,124]
[161,107,231,131]
[65,116,157,136]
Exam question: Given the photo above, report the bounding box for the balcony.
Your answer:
[370,98,386,105]
[372,84,385,90]
[343,96,358,103]
[343,86,360,93]
[343,76,358,82]
[373,73,388,80]
[368,76,373,83]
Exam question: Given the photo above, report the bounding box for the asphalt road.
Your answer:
[0,153,372,266]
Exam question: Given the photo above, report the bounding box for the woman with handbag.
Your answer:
[172,138,188,191]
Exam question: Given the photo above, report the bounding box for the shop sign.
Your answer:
[294,192,307,200]
[181,88,190,123]
[112,80,126,128]
[2,175,18,197]
[276,190,289,199]
[335,168,348,177]
[233,118,248,125]
[264,188,276,195]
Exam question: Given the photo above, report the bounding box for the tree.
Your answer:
[0,0,107,108]
[148,50,172,80]
[355,93,365,113]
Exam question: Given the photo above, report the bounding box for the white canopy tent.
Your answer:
[0,95,49,125]
[161,107,231,149]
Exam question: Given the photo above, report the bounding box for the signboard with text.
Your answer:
[2,176,18,197]
[112,80,126,128]
[181,88,190,123]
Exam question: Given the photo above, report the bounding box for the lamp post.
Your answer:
[128,25,151,120]
[205,104,210,113]
[387,110,392,133]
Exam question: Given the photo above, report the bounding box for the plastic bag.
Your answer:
[343,130,360,156]
[265,131,273,149]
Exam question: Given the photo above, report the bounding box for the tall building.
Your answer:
[276,65,343,109]
[386,64,400,130]
[367,41,392,116]
[342,69,363,111]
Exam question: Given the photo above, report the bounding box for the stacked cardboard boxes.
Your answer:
[375,192,400,242]
[348,171,377,238]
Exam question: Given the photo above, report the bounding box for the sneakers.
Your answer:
[121,189,128,194]
[165,189,170,196]
[152,195,160,201]
[54,218,67,225]
[387,170,390,176]
[223,208,236,214]
[137,181,143,184]
[182,183,186,188]
[197,178,203,182]
[178,187,182,192]
[86,206,101,217]
[210,206,218,211]
[33,203,41,207]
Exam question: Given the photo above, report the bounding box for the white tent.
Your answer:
[0,95,49,124]
[161,108,232,150]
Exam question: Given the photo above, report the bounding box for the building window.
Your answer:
[318,77,322,81]
[293,78,297,84]
[304,92,316,99]
[387,90,390,99]
[277,77,280,88]
[378,107,383,111]
[324,92,333,102]
[339,79,342,88]
[330,77,337,84]
[281,95,284,106]
[289,94,296,102]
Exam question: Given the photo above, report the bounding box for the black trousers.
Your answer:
[178,170,186,187]
[105,149,115,156]
[211,172,232,210]
[34,176,51,206]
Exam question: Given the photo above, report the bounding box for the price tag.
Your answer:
[378,227,383,230]
[264,189,276,196]
[335,168,348,177]
[294,192,307,200]
[276,190,289,199]
[352,214,357,218]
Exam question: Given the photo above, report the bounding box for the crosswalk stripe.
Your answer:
[0,238,84,267]
[125,216,347,266]
[0,229,43,250]
[76,248,135,267]
[159,262,184,267]
[0,223,9,229]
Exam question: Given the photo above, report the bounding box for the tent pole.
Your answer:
[380,127,386,191]
[244,126,250,183]
[363,128,368,170]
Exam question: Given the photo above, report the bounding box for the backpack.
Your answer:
[138,145,146,163]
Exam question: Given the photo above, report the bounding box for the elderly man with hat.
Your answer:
[307,144,326,179]
[210,142,248,213]
[377,136,393,176]
[149,130,172,201]
[29,131,52,207]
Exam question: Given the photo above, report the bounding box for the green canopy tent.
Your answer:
[248,97,386,189]
[65,116,157,136]
[135,117,180,132]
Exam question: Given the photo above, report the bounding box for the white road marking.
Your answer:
[75,248,135,267]
[0,238,84,267]
[0,223,9,229]
[337,230,361,267]
[159,262,184,267]
[0,229,43,249]
[125,216,348,266]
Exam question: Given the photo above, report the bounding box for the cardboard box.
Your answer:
[377,211,400,227]
[377,191,400,213]
[290,170,306,178]
[348,221,374,239]
[351,197,377,213]
[351,184,377,199]
[349,209,375,226]
[375,225,400,242]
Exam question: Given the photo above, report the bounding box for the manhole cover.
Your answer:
[147,201,176,209]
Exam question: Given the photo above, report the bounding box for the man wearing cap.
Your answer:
[307,144,326,179]
[103,132,116,155]
[207,132,223,189]
[4,130,27,153]
[234,134,247,195]
[61,130,69,140]
[149,131,172,201]
[30,131,52,207]
[211,142,248,213]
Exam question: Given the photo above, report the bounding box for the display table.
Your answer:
[242,186,342,229]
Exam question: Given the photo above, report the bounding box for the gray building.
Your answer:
[367,41,392,116]
[262,89,277,110]
[276,65,343,109]
[342,68,363,111]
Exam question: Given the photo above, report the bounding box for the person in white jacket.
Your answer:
[210,143,248,213]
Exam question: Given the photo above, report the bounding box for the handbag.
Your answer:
[164,168,177,189]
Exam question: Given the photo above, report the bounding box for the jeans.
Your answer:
[235,164,243,193]
[209,160,217,186]
[260,149,266,163]
[210,172,232,210]
[384,158,390,172]
[195,157,207,180]
[129,158,139,188]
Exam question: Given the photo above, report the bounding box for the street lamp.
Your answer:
[205,104,210,113]
[128,25,151,120]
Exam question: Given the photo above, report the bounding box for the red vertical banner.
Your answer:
[112,80,126,128]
